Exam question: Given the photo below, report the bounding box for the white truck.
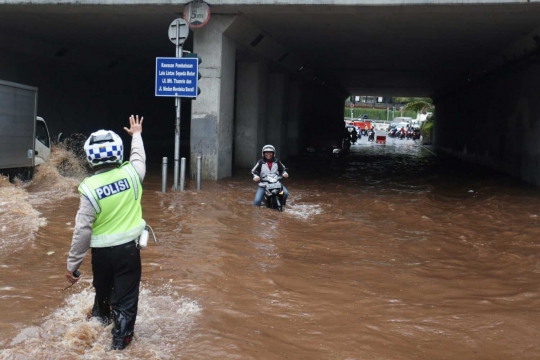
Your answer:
[0,79,51,180]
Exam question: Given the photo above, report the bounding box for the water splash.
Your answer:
[0,139,89,252]
[0,285,201,359]
[285,204,323,220]
[0,175,45,252]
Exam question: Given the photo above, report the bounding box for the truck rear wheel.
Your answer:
[23,168,34,181]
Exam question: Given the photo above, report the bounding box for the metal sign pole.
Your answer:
[173,19,183,191]
[158,18,190,191]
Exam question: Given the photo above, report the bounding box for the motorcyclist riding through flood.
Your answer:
[251,145,290,208]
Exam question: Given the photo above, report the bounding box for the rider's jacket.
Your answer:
[78,162,145,247]
[251,158,287,188]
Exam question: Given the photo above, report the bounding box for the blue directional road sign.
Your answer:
[155,57,199,97]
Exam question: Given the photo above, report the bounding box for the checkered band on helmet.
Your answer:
[84,130,124,168]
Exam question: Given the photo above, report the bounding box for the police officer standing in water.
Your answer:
[65,115,146,350]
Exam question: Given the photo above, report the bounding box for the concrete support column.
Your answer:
[266,72,289,161]
[191,15,237,180]
[234,60,268,168]
[286,80,302,157]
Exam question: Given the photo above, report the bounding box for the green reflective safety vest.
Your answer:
[78,162,145,248]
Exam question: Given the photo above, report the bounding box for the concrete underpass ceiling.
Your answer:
[1,3,540,98]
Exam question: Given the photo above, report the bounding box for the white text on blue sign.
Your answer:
[155,58,199,97]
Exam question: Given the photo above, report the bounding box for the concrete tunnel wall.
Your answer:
[233,59,346,171]
[190,14,348,180]
[0,34,346,181]
[434,59,540,185]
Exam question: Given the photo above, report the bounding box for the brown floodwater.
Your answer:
[2,136,540,360]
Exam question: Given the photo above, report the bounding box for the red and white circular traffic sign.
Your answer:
[183,1,211,29]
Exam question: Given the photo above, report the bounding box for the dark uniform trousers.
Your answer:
[91,240,141,340]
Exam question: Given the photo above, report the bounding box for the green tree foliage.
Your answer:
[399,98,434,142]
[403,100,434,114]
[394,97,432,105]
[344,97,434,122]
[420,115,434,138]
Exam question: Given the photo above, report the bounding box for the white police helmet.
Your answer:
[262,144,276,157]
[84,130,123,168]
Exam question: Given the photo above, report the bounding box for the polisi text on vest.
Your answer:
[96,179,130,200]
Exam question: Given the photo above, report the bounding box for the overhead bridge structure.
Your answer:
[1,1,540,183]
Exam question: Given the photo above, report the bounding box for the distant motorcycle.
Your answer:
[261,173,285,212]
[350,133,358,144]
[333,137,351,158]
[406,130,413,140]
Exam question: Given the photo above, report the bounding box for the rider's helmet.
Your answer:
[84,129,123,168]
[262,144,276,157]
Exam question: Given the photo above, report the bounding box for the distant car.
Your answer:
[358,114,369,120]
[390,122,409,130]
[410,119,423,129]
[393,117,413,123]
